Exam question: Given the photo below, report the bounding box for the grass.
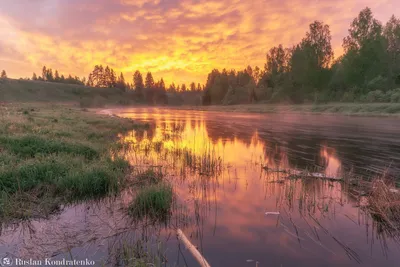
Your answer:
[108,239,166,267]
[0,135,98,159]
[173,103,400,116]
[0,103,145,220]
[0,78,138,107]
[181,147,222,176]
[366,178,400,232]
[129,182,174,222]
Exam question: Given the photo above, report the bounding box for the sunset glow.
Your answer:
[1,0,399,85]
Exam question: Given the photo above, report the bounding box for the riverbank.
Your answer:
[173,103,400,116]
[0,103,146,221]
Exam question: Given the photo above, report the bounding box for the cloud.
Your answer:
[0,0,399,84]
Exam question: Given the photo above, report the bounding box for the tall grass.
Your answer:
[129,182,174,222]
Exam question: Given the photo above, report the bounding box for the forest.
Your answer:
[202,7,400,105]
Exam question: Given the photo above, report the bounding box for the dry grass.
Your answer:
[367,178,400,231]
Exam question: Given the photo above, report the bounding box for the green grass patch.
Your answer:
[0,135,99,159]
[0,103,144,221]
[129,182,173,222]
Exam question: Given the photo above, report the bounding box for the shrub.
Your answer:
[365,90,388,102]
[366,75,388,91]
[389,88,400,103]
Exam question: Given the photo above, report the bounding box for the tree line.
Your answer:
[11,64,203,105]
[31,66,85,85]
[202,7,400,105]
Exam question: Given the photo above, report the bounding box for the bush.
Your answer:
[366,75,388,91]
[365,90,388,102]
[389,88,400,103]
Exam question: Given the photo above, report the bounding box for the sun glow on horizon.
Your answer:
[0,0,399,85]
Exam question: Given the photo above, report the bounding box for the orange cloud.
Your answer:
[0,0,399,85]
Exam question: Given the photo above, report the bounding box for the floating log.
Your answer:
[177,229,211,267]
[288,172,343,181]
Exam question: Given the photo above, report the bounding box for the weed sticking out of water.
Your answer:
[129,182,173,222]
[180,147,222,176]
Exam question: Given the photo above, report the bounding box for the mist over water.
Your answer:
[1,108,400,267]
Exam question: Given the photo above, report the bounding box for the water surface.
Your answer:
[1,108,400,267]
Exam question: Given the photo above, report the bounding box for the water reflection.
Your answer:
[121,109,343,177]
[1,108,400,267]
[117,108,400,267]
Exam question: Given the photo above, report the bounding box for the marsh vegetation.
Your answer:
[0,103,145,220]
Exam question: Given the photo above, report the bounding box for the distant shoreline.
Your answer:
[168,103,400,117]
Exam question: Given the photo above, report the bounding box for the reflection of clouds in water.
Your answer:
[122,108,342,177]
[1,108,398,267]
[321,146,341,177]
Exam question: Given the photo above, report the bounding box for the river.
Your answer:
[1,107,400,267]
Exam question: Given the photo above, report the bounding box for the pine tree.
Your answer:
[168,83,177,92]
[32,73,38,81]
[133,70,144,97]
[110,69,117,87]
[160,78,166,91]
[54,70,60,82]
[145,72,155,104]
[117,72,126,90]
[46,68,54,82]
[190,82,196,91]
[104,66,111,87]
[197,83,202,91]
[87,73,94,87]
[145,72,155,89]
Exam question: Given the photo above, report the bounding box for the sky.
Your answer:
[0,0,399,86]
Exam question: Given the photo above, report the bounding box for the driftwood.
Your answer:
[177,229,211,267]
[262,165,343,182]
[288,172,343,182]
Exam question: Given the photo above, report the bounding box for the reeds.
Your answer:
[367,178,400,231]
[129,182,174,222]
